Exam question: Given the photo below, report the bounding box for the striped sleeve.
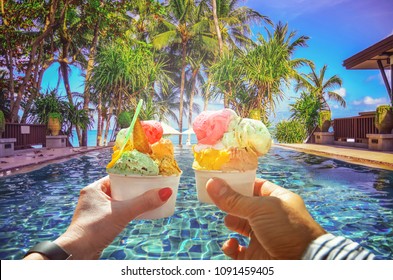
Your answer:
[301,233,376,260]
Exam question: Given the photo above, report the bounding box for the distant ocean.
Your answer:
[70,129,197,147]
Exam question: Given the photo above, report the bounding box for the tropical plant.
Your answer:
[318,110,331,132]
[29,90,66,125]
[295,64,345,110]
[0,111,5,137]
[151,0,214,143]
[274,120,307,144]
[290,91,324,136]
[209,51,243,108]
[240,22,310,122]
[117,111,132,128]
[375,105,393,134]
[62,102,92,139]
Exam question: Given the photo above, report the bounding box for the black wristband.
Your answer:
[25,241,71,260]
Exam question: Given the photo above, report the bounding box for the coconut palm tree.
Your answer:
[202,0,272,52]
[151,0,214,144]
[295,64,346,111]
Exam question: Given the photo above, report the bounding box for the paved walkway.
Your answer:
[0,146,111,176]
[277,143,393,171]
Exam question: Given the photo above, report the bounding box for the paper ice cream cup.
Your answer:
[193,169,257,204]
[108,173,181,219]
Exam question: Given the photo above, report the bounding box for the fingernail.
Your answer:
[159,187,172,202]
[208,178,228,197]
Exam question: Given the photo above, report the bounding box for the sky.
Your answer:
[245,0,393,122]
[41,0,393,128]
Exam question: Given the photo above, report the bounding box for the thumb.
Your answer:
[206,178,258,218]
[116,187,173,220]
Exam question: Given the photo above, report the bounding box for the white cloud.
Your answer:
[353,96,389,106]
[334,87,346,97]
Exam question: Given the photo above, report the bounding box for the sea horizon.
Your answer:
[70,129,197,147]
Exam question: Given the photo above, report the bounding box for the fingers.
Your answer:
[222,238,246,260]
[224,215,252,238]
[116,187,173,220]
[253,178,267,196]
[254,179,289,198]
[206,177,258,219]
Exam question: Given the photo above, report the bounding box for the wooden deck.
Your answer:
[277,143,393,171]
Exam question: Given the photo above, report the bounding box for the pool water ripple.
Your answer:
[0,147,392,260]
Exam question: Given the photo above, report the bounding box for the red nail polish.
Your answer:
[159,188,172,202]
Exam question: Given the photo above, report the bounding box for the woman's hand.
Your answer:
[25,176,172,260]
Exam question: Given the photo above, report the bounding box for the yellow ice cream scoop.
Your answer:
[192,148,231,170]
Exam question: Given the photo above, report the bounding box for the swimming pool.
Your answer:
[0,147,392,260]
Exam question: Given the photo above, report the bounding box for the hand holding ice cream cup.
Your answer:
[192,109,272,204]
[106,100,182,219]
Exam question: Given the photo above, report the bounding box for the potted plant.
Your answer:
[318,110,331,132]
[47,112,62,136]
[375,105,393,134]
[0,111,5,138]
[117,111,132,128]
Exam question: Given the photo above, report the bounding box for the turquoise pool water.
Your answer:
[0,147,392,260]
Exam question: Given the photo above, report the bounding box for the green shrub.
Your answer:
[48,112,62,121]
[274,120,307,143]
[117,111,132,128]
[318,110,331,132]
[375,105,392,125]
[0,110,5,136]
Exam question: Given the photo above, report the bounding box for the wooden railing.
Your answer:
[333,112,377,143]
[3,123,47,150]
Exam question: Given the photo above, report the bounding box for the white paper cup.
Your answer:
[108,173,181,219]
[194,169,257,204]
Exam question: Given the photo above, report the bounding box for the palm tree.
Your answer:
[202,0,272,51]
[200,0,272,107]
[151,0,213,144]
[295,64,346,111]
[241,22,310,122]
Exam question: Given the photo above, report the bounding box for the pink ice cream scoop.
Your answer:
[193,109,237,145]
[141,120,163,144]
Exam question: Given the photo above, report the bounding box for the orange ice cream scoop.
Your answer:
[221,147,258,171]
[151,138,174,159]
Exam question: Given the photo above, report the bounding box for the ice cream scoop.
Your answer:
[151,138,181,176]
[142,120,164,144]
[222,118,272,155]
[107,150,159,176]
[193,109,238,145]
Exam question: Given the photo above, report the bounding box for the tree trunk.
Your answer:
[96,92,102,146]
[10,0,63,123]
[188,67,199,144]
[103,102,114,146]
[212,0,223,55]
[21,43,46,123]
[178,41,187,146]
[82,19,100,147]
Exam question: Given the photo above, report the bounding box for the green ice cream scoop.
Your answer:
[107,150,159,176]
